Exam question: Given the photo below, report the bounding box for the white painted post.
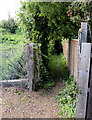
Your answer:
[81,22,88,42]
[76,43,91,118]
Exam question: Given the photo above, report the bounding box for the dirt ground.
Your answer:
[0,81,63,118]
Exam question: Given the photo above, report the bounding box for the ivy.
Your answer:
[56,75,78,118]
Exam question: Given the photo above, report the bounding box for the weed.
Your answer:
[11,89,23,95]
[20,95,31,103]
[17,91,23,95]
[43,81,55,90]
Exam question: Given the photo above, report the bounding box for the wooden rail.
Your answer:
[0,79,28,88]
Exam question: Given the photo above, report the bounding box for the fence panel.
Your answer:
[63,39,78,79]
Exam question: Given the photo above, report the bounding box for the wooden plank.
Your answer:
[0,79,28,88]
[86,44,92,119]
[76,43,91,118]
[87,63,92,118]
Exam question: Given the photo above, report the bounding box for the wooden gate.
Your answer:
[76,22,92,119]
[76,43,92,118]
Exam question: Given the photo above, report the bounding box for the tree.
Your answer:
[67,1,92,42]
[17,1,80,85]
[17,1,78,54]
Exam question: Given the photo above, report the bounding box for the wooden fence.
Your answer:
[63,22,92,119]
[76,22,92,119]
[63,39,79,79]
[87,52,92,118]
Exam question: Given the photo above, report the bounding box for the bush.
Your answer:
[0,32,27,80]
[1,43,27,80]
[0,19,18,34]
[0,33,26,44]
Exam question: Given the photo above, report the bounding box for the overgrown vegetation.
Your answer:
[56,75,78,118]
[0,33,26,44]
[49,54,69,79]
[17,2,79,86]
[0,19,18,34]
[1,1,91,117]
[0,19,27,80]
[35,53,69,90]
[1,42,27,80]
[17,1,92,88]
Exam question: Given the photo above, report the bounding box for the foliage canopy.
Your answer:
[17,2,79,42]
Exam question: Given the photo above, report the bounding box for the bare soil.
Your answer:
[0,81,63,118]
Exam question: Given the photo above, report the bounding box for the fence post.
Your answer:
[25,43,36,91]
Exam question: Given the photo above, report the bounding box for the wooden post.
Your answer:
[76,43,91,118]
[86,44,92,119]
[78,22,87,45]
[25,43,36,91]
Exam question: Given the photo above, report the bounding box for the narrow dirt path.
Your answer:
[1,81,63,118]
[56,55,61,81]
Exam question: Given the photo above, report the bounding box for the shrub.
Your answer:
[0,33,26,44]
[1,42,27,80]
[56,75,78,118]
[0,19,18,34]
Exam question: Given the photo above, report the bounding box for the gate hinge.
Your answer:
[91,53,92,58]
[87,88,90,93]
